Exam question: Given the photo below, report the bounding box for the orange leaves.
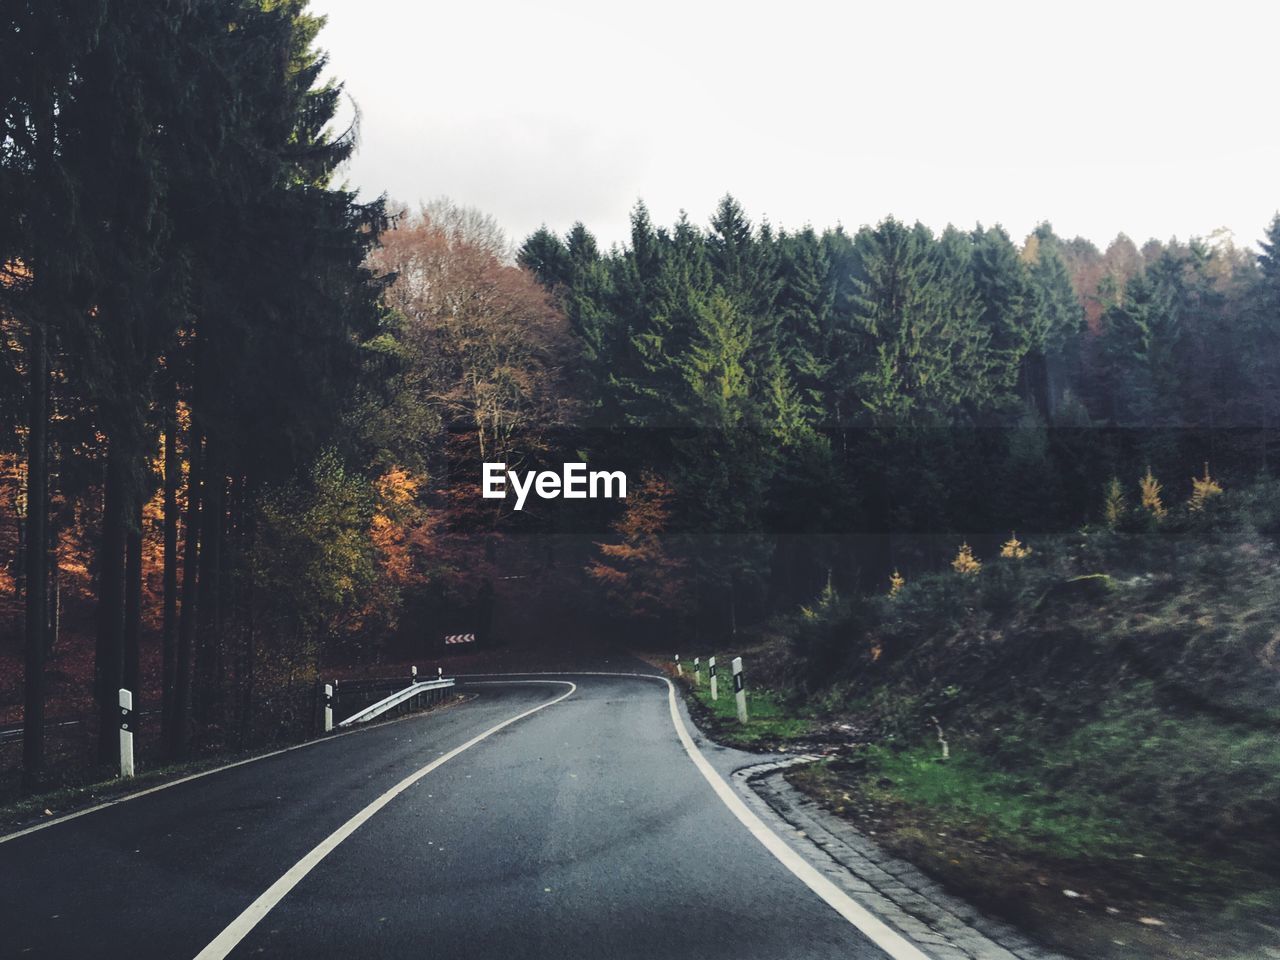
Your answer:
[587,472,688,619]
[370,466,426,589]
[1139,466,1166,521]
[999,532,1031,559]
[376,465,419,509]
[368,200,574,471]
[1188,462,1223,512]
[951,542,981,575]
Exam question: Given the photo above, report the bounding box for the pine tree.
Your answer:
[968,225,1039,409]
[775,228,834,426]
[1139,466,1167,520]
[1104,477,1127,528]
[840,218,986,427]
[518,227,572,290]
[1026,234,1086,419]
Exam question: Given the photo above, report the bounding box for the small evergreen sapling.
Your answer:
[1140,467,1167,521]
[952,542,982,575]
[1189,462,1223,512]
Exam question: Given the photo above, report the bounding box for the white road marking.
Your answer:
[13,668,933,960]
[660,678,933,960]
[462,670,933,960]
[191,681,575,960]
[0,693,477,846]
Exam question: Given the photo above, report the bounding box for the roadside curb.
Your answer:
[732,758,1070,960]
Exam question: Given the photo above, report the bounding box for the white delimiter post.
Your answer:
[437,666,443,680]
[323,683,334,733]
[732,657,747,724]
[709,656,718,700]
[411,664,418,682]
[118,688,135,778]
[674,653,683,676]
[693,656,701,686]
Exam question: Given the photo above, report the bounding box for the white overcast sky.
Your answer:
[311,0,1279,252]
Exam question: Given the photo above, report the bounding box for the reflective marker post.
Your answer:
[323,683,334,732]
[411,664,418,683]
[709,656,718,700]
[693,656,701,686]
[118,688,135,778]
[732,657,747,724]
[674,653,683,676]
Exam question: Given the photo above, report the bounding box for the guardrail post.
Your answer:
[709,656,718,700]
[323,683,334,732]
[732,657,747,723]
[674,653,683,676]
[693,656,701,686]
[118,688,135,778]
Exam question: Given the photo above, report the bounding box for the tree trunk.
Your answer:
[160,385,179,751]
[96,440,127,765]
[123,496,143,708]
[48,497,61,654]
[172,427,201,760]
[22,322,48,788]
[193,433,222,743]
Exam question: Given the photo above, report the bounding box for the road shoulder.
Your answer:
[732,757,1070,960]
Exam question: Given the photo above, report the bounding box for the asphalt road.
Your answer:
[1,672,900,959]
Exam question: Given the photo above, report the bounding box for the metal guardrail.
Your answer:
[0,710,160,746]
[336,678,456,728]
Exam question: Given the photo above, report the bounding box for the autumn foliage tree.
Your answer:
[371,201,574,479]
[588,472,688,624]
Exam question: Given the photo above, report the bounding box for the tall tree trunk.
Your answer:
[96,441,127,765]
[160,385,179,752]
[22,322,48,788]
[123,496,143,705]
[172,427,201,760]
[193,433,222,743]
[48,490,61,654]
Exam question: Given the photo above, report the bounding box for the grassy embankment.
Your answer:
[674,482,1280,960]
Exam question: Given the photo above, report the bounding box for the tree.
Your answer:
[372,201,573,479]
[587,472,687,623]
[1,0,109,781]
[838,218,987,427]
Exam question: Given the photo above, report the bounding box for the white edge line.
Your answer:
[465,670,932,960]
[0,688,474,846]
[191,680,576,960]
[659,676,933,960]
[1,675,628,843]
[10,668,932,960]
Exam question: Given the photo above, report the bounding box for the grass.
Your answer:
[679,662,817,749]
[661,497,1280,958]
[855,744,1143,861]
[791,744,1280,960]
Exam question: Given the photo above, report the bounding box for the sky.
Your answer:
[310,0,1280,253]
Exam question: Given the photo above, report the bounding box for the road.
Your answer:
[0,671,919,959]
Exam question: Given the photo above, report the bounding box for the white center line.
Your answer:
[191,681,576,960]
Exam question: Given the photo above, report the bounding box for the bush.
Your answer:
[789,582,874,688]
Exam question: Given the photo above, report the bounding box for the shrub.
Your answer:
[951,542,982,575]
[1140,466,1167,521]
[1188,462,1224,512]
[790,582,873,687]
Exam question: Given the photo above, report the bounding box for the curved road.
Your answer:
[1,673,906,959]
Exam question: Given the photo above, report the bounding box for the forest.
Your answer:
[3,0,1280,809]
